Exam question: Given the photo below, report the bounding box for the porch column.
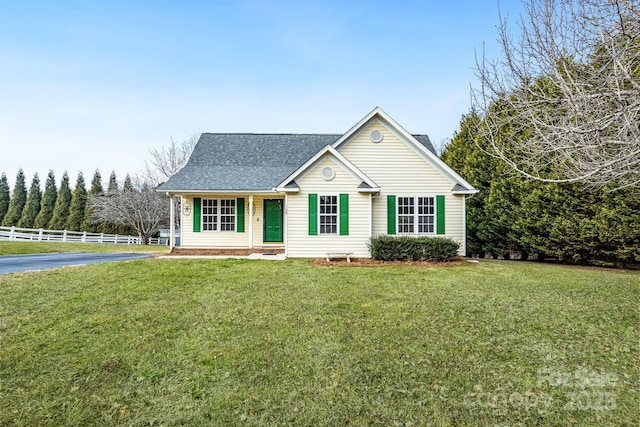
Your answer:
[283,194,288,256]
[369,193,373,238]
[169,194,175,250]
[462,195,467,256]
[248,194,254,249]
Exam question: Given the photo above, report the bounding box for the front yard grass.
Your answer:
[0,259,638,425]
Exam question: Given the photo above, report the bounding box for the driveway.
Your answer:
[0,252,156,275]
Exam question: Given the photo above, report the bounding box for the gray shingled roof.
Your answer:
[158,133,436,192]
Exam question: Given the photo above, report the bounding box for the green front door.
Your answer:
[263,199,283,243]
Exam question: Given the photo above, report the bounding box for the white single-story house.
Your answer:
[158,107,477,258]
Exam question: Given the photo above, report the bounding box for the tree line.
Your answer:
[439,0,639,267]
[441,114,639,267]
[0,169,137,236]
[1,134,198,243]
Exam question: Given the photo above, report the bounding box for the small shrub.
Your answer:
[369,235,460,262]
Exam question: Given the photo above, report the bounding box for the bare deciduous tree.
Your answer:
[142,133,199,186]
[474,0,640,189]
[142,132,199,234]
[89,178,169,244]
[92,134,199,241]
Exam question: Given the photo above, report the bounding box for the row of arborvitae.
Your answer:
[0,169,135,235]
[369,235,460,262]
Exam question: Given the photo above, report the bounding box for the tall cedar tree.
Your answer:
[49,172,72,230]
[0,173,10,225]
[117,174,136,235]
[34,170,57,229]
[17,173,42,228]
[123,174,134,192]
[107,171,119,193]
[82,169,104,232]
[99,171,119,234]
[2,169,27,226]
[66,172,87,231]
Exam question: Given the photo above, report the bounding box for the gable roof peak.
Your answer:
[333,107,477,193]
[276,145,380,192]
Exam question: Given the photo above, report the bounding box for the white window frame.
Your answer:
[397,195,435,235]
[202,198,235,232]
[319,194,338,235]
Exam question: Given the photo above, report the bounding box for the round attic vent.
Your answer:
[370,129,383,143]
[321,166,335,181]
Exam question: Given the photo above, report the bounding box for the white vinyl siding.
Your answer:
[337,121,466,254]
[286,157,371,258]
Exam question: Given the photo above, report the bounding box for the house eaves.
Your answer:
[332,107,478,194]
[275,145,380,192]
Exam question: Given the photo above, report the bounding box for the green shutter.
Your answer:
[387,195,396,235]
[308,193,318,235]
[436,195,445,235]
[236,198,245,232]
[339,194,349,236]
[193,198,201,233]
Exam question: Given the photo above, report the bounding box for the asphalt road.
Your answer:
[0,252,156,275]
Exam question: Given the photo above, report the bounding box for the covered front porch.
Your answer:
[167,193,287,253]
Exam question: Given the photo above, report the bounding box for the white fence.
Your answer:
[0,226,167,245]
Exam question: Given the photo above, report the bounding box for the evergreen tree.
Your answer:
[123,174,134,192]
[82,169,104,232]
[49,172,72,230]
[441,113,504,257]
[0,173,10,225]
[442,101,639,265]
[117,174,136,235]
[17,173,42,228]
[66,172,87,231]
[2,169,27,226]
[34,170,58,229]
[593,187,640,265]
[100,171,119,234]
[107,171,118,193]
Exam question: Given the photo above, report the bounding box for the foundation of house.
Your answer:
[169,247,285,256]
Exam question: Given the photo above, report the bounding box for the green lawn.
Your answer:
[0,240,168,255]
[0,259,637,426]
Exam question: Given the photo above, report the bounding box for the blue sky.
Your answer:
[0,0,524,188]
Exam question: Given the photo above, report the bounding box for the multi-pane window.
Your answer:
[397,196,415,233]
[319,195,338,234]
[398,196,435,234]
[202,199,235,231]
[417,197,435,233]
[219,199,235,231]
[202,199,218,231]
